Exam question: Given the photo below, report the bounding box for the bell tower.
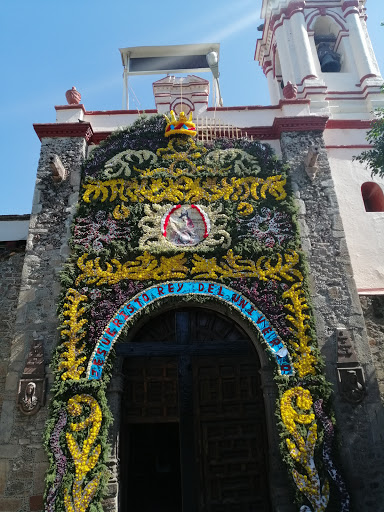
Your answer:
[255,0,384,117]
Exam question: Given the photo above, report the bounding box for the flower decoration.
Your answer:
[82,175,287,205]
[89,282,144,346]
[44,115,345,512]
[75,249,302,286]
[314,400,350,511]
[238,207,292,247]
[283,282,317,377]
[64,395,102,512]
[113,204,130,219]
[58,289,88,381]
[234,279,291,339]
[154,136,206,175]
[237,202,254,216]
[204,148,261,174]
[72,210,130,252]
[164,111,196,137]
[100,149,158,179]
[191,249,302,281]
[76,251,188,285]
[45,409,67,512]
[281,387,330,511]
[138,203,230,251]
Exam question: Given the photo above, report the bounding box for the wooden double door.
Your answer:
[118,309,271,512]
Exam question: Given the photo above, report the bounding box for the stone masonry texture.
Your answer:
[0,137,85,512]
[0,251,25,418]
[360,295,384,403]
[280,131,384,511]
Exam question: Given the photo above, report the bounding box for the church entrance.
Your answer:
[119,309,271,512]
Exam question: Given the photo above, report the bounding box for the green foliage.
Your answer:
[354,108,384,178]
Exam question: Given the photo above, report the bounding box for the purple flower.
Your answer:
[45,409,68,512]
[89,282,144,345]
[238,207,293,247]
[233,279,291,338]
[73,211,130,252]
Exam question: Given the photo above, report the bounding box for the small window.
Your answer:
[361,182,384,212]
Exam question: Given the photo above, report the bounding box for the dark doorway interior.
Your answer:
[119,309,271,512]
[125,423,182,512]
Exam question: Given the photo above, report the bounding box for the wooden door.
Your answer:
[119,309,271,512]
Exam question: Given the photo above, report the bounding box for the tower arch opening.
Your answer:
[313,16,343,73]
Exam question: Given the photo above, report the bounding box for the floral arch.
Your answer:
[44,114,349,512]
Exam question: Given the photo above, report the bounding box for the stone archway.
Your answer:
[101,289,295,512]
[118,307,272,512]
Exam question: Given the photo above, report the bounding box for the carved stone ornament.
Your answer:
[49,154,67,183]
[336,329,366,404]
[304,144,320,181]
[18,340,46,415]
[282,81,298,100]
[65,86,81,105]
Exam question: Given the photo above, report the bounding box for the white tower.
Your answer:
[255,0,384,117]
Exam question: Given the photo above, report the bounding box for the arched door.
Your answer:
[118,308,271,512]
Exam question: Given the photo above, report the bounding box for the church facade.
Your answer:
[1,1,384,511]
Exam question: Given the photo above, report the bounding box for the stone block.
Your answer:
[328,287,341,300]
[0,445,22,459]
[0,402,15,444]
[33,462,48,494]
[0,461,8,494]
[320,178,334,188]
[34,449,48,464]
[4,372,19,392]
[68,191,79,206]
[29,495,44,511]
[297,198,306,214]
[0,499,22,511]
[0,363,7,379]
[102,498,118,512]
[16,469,33,480]
[331,213,344,231]
[6,479,25,494]
[28,444,44,450]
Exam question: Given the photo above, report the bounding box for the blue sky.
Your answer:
[0,1,383,215]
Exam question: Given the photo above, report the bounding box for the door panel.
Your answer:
[194,357,270,512]
[123,357,179,423]
[200,420,269,512]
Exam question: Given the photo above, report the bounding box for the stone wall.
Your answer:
[0,251,25,417]
[360,295,384,403]
[280,130,384,510]
[0,137,86,512]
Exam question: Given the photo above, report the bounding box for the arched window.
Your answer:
[361,182,384,212]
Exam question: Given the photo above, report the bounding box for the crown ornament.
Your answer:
[164,110,197,137]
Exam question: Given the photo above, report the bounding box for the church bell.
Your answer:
[316,40,341,73]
